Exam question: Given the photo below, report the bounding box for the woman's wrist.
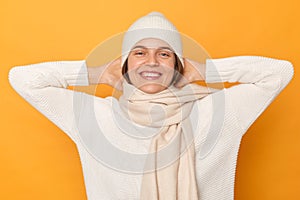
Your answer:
[184,58,206,82]
[87,65,106,85]
[86,58,122,89]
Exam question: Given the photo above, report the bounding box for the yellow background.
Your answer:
[1,0,299,199]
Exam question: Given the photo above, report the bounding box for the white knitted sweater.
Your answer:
[8,56,294,200]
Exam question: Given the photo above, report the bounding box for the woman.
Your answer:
[8,12,294,200]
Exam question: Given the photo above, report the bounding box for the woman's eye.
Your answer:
[159,52,170,57]
[134,51,145,56]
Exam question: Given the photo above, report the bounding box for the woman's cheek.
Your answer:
[128,60,143,71]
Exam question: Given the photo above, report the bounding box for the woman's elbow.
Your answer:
[277,59,295,90]
[284,60,294,80]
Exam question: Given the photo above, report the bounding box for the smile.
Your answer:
[139,71,162,80]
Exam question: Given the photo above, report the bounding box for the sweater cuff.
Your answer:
[205,58,237,83]
[60,60,90,86]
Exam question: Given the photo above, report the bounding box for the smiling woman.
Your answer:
[8,11,294,200]
[123,38,182,94]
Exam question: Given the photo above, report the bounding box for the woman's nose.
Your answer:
[146,52,159,66]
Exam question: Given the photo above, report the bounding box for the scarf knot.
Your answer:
[119,81,210,127]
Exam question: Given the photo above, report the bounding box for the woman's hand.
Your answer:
[174,58,206,88]
[87,57,123,91]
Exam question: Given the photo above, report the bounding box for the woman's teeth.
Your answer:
[139,71,162,80]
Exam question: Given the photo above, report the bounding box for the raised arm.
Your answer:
[205,55,294,132]
[8,60,90,143]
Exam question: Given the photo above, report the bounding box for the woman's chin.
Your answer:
[138,84,168,94]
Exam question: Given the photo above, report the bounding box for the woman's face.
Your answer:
[127,38,176,94]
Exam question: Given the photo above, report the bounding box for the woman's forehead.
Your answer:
[132,38,172,50]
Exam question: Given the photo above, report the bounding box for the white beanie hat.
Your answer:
[121,12,183,67]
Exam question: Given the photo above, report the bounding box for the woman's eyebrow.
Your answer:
[132,46,173,51]
[158,47,173,52]
[132,45,147,50]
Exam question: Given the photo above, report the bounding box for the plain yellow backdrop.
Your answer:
[1,0,299,199]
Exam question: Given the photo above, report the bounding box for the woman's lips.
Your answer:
[139,71,162,80]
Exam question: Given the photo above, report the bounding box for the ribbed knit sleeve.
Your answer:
[8,60,89,143]
[205,55,294,132]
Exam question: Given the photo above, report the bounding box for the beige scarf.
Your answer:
[119,81,213,200]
